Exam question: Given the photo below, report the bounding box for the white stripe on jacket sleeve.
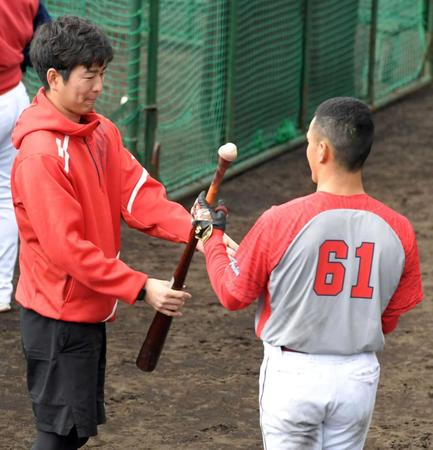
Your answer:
[127,168,149,214]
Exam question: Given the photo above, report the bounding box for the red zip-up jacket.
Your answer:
[0,0,38,94]
[11,88,191,323]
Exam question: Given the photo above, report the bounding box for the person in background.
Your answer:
[0,0,50,313]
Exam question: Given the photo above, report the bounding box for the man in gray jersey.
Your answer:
[191,97,423,449]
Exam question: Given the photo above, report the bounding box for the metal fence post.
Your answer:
[225,0,238,144]
[425,0,433,77]
[144,0,160,176]
[126,0,144,156]
[299,0,312,131]
[367,0,379,107]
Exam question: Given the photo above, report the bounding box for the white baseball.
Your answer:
[218,142,237,162]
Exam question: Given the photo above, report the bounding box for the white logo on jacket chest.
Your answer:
[56,136,70,173]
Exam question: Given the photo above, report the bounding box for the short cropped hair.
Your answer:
[30,15,114,89]
[313,97,374,171]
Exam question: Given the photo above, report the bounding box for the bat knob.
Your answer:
[218,143,237,162]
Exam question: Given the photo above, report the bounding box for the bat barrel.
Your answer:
[136,313,173,372]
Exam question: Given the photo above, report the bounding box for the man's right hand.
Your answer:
[143,278,191,317]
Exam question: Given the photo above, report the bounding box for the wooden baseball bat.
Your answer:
[136,143,238,372]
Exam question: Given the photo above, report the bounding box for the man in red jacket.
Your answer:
[11,15,236,450]
[0,0,49,313]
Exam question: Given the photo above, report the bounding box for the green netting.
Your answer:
[22,0,431,196]
[305,0,361,121]
[155,0,228,191]
[23,0,148,152]
[373,0,427,100]
[231,0,303,162]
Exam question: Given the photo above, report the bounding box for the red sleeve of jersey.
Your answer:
[203,230,247,310]
[204,211,272,310]
[381,229,423,333]
[382,315,399,334]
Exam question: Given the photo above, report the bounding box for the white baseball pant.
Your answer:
[259,343,380,450]
[0,81,30,307]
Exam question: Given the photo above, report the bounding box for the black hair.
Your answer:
[30,15,114,89]
[313,97,374,171]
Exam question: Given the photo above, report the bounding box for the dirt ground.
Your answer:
[1,84,433,450]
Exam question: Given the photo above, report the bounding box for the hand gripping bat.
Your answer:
[136,143,238,372]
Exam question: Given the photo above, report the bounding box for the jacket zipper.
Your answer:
[84,138,102,187]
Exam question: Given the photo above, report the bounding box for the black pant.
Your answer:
[20,308,107,439]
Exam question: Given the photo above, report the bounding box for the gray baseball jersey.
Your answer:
[204,192,423,354]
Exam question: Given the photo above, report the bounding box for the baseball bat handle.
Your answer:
[205,157,231,204]
[136,155,234,372]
